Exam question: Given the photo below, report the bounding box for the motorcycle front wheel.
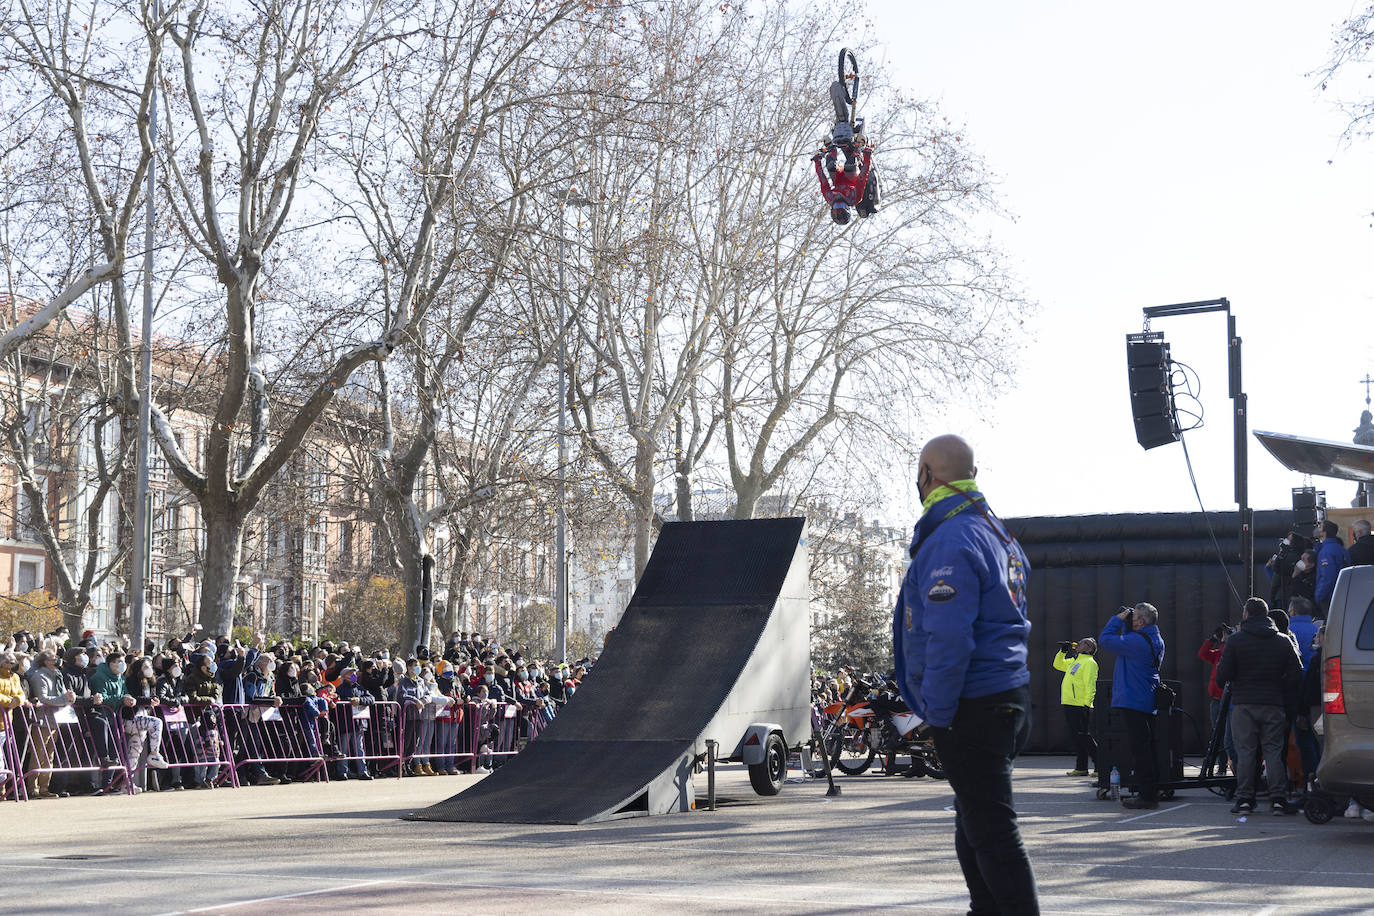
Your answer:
[827,723,875,775]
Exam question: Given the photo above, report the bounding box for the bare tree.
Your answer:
[137,0,586,635]
[0,0,157,374]
[560,0,748,574]
[690,15,1028,519]
[0,309,130,632]
[1319,4,1374,142]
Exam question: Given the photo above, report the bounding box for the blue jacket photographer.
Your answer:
[1098,603,1166,809]
[1099,605,1164,712]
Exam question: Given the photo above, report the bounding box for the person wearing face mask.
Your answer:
[433,671,463,775]
[892,435,1038,915]
[0,651,23,712]
[182,653,225,789]
[333,665,373,780]
[1287,548,1318,605]
[24,650,77,798]
[54,644,119,792]
[0,651,22,793]
[155,657,192,791]
[87,650,132,790]
[276,657,327,778]
[120,656,170,792]
[394,658,433,776]
[239,653,284,786]
[547,666,568,706]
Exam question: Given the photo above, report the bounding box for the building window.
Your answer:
[15,557,42,594]
[304,516,327,568]
[339,521,353,564]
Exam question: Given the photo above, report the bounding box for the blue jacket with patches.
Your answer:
[892,489,1032,728]
[1315,537,1350,608]
[1098,617,1164,714]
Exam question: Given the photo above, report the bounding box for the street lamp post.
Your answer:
[555,188,591,664]
[130,3,161,651]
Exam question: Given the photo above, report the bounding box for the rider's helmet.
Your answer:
[830,203,851,225]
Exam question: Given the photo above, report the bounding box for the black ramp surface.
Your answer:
[409,518,805,824]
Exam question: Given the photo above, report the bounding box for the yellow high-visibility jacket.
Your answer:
[1053,650,1097,707]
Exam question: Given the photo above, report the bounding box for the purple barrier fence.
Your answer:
[474,701,525,764]
[140,703,239,788]
[222,702,326,783]
[526,703,554,740]
[16,703,133,796]
[1,707,24,801]
[327,700,403,778]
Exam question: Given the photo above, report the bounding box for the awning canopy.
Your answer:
[1253,430,1374,483]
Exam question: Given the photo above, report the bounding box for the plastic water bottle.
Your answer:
[1109,766,1121,801]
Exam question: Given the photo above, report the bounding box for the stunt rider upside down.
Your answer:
[813,48,879,225]
[812,143,873,226]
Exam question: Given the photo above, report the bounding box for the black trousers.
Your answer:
[1062,705,1096,772]
[1120,708,1158,801]
[931,686,1040,916]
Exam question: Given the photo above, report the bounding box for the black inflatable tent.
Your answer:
[1004,509,1293,754]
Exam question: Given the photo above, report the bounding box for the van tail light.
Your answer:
[1324,656,1346,715]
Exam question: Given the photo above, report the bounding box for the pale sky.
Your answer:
[861,0,1374,519]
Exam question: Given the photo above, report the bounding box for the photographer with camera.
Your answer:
[1053,637,1098,777]
[1099,603,1165,809]
[1197,622,1237,776]
[1264,532,1309,609]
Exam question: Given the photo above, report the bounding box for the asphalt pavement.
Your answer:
[3,756,1373,915]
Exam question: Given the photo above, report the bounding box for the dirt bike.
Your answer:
[819,677,944,779]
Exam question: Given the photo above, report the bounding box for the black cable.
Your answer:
[1180,432,1245,609]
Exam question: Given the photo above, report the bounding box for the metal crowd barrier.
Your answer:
[222,702,326,784]
[1,708,24,801]
[16,703,133,796]
[473,701,526,764]
[328,700,404,778]
[145,703,239,788]
[9,693,562,799]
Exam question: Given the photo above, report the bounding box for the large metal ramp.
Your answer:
[407,517,809,825]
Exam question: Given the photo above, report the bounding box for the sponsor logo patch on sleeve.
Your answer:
[927,581,957,602]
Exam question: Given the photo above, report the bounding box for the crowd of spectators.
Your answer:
[0,626,591,800]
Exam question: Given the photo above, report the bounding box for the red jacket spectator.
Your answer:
[1197,637,1224,700]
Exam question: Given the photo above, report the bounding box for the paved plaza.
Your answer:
[4,757,1373,915]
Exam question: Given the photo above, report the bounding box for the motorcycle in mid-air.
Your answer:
[819,675,944,778]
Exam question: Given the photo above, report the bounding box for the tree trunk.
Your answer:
[198,508,245,637]
[675,471,694,522]
[396,511,430,654]
[632,448,656,576]
[733,486,759,520]
[60,601,88,637]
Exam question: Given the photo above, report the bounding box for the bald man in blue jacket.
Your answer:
[894,435,1039,916]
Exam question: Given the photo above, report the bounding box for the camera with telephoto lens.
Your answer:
[1056,639,1078,658]
[1120,605,1134,628]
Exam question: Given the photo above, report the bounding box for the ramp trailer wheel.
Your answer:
[749,732,788,796]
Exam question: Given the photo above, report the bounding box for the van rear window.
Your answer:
[1359,596,1374,650]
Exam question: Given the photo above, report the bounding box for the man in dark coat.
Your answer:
[1216,597,1304,815]
[1347,519,1374,567]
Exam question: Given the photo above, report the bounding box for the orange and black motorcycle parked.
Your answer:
[818,676,944,778]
